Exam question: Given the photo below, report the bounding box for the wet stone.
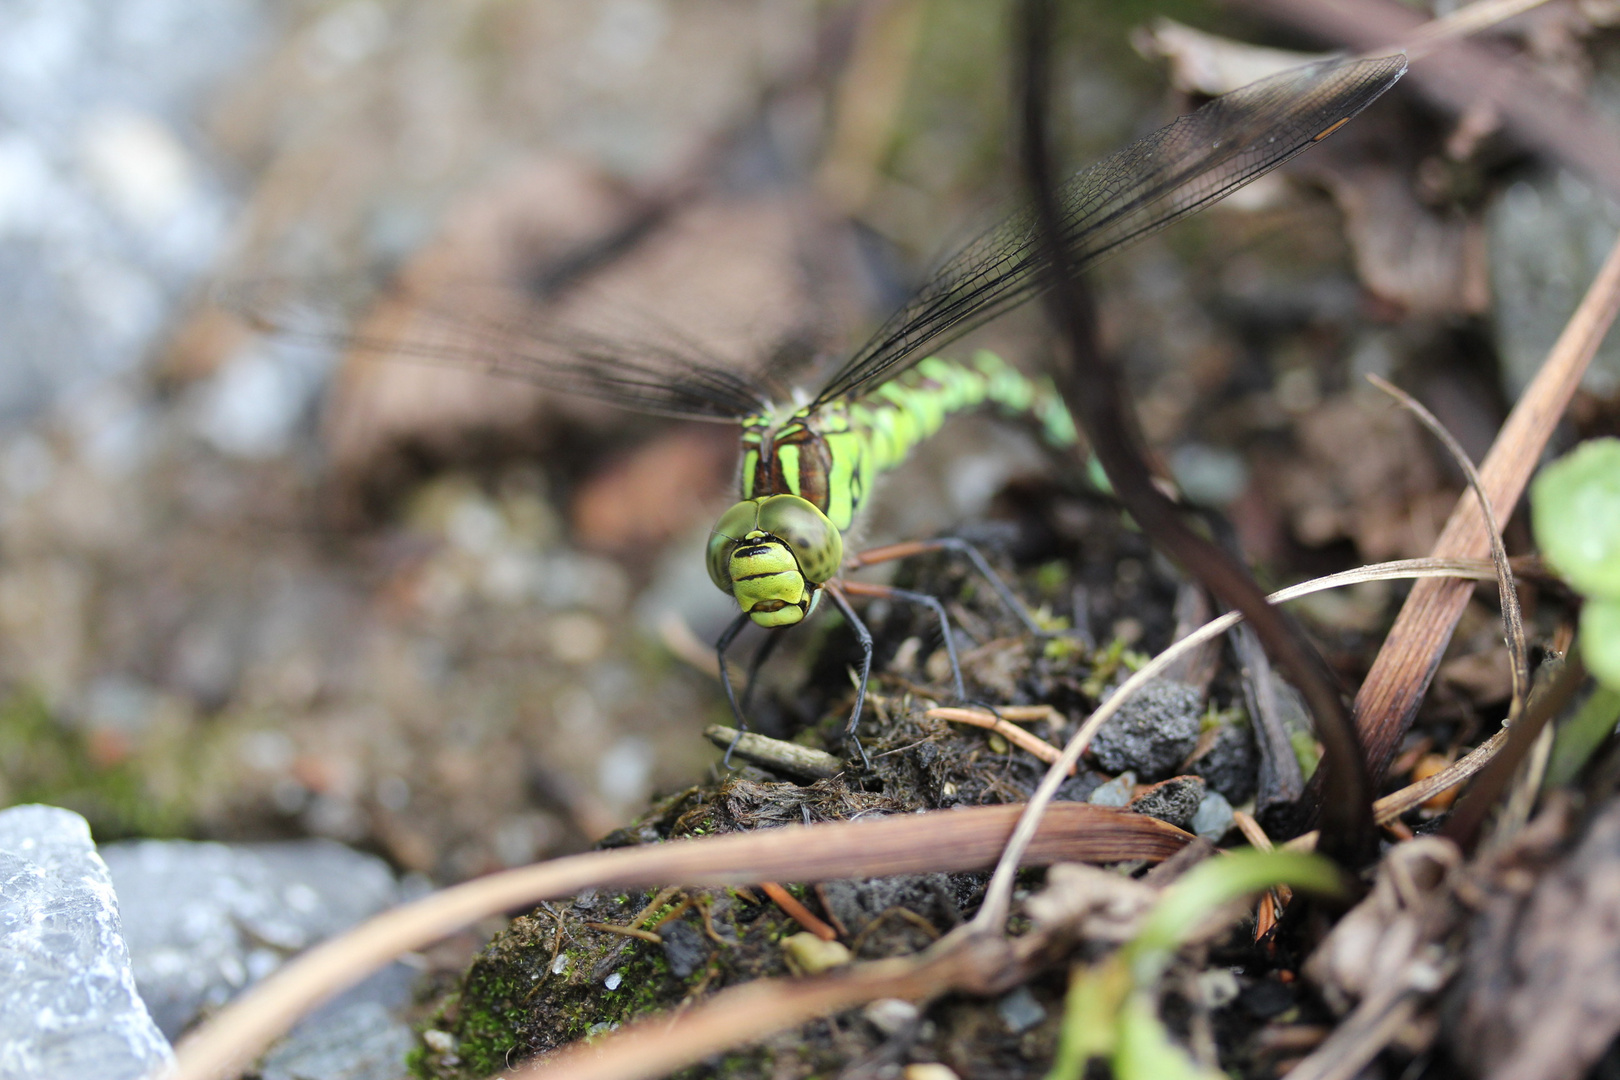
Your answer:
[0,804,173,1080]
[259,1000,413,1080]
[658,918,710,979]
[100,837,401,1038]
[1187,716,1258,804]
[1089,680,1203,780]
[1191,790,1236,843]
[1127,775,1206,832]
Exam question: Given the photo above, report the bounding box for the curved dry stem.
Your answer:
[168,802,1188,1080]
[1367,373,1529,720]
[972,556,1499,930]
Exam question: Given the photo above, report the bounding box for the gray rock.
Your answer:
[658,918,709,980]
[996,985,1046,1034]
[1087,771,1136,808]
[0,0,269,426]
[1126,775,1206,831]
[260,1000,413,1080]
[1488,168,1620,401]
[1187,714,1257,804]
[1090,680,1203,780]
[0,804,173,1080]
[1191,790,1236,843]
[100,837,400,1038]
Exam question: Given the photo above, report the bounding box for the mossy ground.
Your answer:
[409,487,1238,1078]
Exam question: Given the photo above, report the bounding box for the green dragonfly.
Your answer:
[326,54,1406,765]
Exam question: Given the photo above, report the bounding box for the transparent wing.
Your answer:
[229,277,778,424]
[810,53,1407,409]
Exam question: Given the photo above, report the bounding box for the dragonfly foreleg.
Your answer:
[715,610,753,769]
[823,581,874,770]
[845,536,1045,637]
[838,579,965,703]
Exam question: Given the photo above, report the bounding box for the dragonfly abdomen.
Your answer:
[740,351,1076,532]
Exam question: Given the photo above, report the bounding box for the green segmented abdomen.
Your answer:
[740,351,1076,531]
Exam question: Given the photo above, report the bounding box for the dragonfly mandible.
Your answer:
[321,53,1409,766]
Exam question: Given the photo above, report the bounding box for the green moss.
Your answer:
[0,688,193,840]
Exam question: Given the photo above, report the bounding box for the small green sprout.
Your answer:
[1045,849,1344,1080]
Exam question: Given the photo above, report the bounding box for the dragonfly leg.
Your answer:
[715,611,753,769]
[823,581,874,770]
[838,579,965,703]
[845,537,1045,637]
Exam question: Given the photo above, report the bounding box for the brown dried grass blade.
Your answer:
[169,802,1188,1080]
[1354,234,1620,782]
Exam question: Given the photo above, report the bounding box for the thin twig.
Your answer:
[1397,0,1552,58]
[584,923,665,944]
[760,882,840,942]
[925,706,1075,774]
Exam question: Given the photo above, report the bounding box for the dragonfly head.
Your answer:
[706,495,843,628]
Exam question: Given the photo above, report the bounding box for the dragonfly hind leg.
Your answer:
[844,537,1046,638]
[838,579,965,703]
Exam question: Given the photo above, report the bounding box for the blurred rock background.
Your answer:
[2,0,1619,1053]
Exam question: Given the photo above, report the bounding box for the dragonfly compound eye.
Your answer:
[754,495,842,585]
[704,496,843,628]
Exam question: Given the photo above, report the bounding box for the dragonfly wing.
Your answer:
[229,276,777,424]
[810,53,1407,408]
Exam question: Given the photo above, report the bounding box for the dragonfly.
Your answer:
[307,53,1406,766]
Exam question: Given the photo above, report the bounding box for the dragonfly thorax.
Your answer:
[706,494,843,628]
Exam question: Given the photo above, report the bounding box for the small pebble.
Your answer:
[904,1066,961,1080]
[864,998,920,1036]
[1195,969,1241,1009]
[1126,775,1206,831]
[422,1029,456,1053]
[1091,679,1203,780]
[1187,715,1258,803]
[1192,790,1235,842]
[996,985,1046,1034]
[603,972,622,990]
[1088,771,1136,808]
[781,932,851,975]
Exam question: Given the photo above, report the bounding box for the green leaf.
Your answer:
[1114,993,1222,1080]
[1584,599,1620,692]
[1532,438,1620,600]
[1045,957,1131,1080]
[1046,849,1344,1080]
[1545,683,1620,788]
[1127,849,1344,985]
